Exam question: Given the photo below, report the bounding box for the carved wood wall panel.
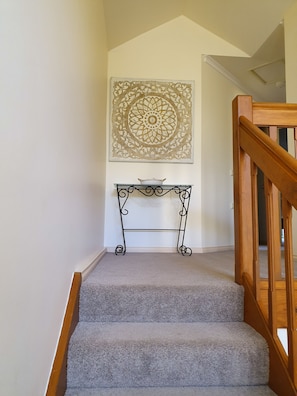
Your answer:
[110,78,194,163]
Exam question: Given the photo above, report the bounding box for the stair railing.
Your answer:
[232,95,297,395]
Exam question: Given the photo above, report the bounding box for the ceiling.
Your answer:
[103,0,297,102]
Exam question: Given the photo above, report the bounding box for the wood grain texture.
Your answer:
[259,280,297,328]
[233,95,297,390]
[253,102,297,127]
[232,95,254,284]
[46,272,81,396]
[243,273,297,396]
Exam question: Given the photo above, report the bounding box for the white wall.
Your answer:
[105,16,246,252]
[0,1,107,395]
[285,3,297,100]
[201,60,245,249]
[284,3,297,256]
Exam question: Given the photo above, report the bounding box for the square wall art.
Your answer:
[109,78,194,163]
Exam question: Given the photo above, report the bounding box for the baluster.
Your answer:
[264,178,281,337]
[251,161,260,300]
[282,197,297,386]
[268,126,282,280]
[294,127,297,158]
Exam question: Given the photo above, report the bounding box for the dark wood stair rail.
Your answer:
[233,95,297,395]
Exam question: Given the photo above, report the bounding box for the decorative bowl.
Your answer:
[138,178,166,185]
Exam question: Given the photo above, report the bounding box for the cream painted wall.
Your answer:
[105,16,246,252]
[201,61,245,249]
[284,3,297,100]
[0,1,107,395]
[284,3,297,256]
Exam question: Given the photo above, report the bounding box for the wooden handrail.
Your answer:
[233,95,297,395]
[239,116,297,208]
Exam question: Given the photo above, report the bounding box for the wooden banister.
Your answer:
[233,95,297,395]
[252,102,297,127]
[239,116,297,207]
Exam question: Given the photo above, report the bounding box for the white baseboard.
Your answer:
[193,245,234,253]
[106,246,234,254]
[78,248,107,280]
[107,247,177,253]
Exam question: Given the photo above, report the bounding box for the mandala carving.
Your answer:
[110,78,194,162]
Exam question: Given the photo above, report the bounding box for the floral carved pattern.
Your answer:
[110,79,194,162]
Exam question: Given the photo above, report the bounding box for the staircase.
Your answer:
[65,251,276,395]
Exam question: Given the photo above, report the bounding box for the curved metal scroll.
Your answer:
[115,184,192,255]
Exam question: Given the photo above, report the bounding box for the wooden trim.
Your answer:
[252,102,297,127]
[232,95,254,284]
[46,272,82,396]
[259,280,297,328]
[243,273,297,396]
[233,95,297,391]
[239,115,297,209]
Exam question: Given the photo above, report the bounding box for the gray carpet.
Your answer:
[66,251,276,395]
[65,386,276,396]
[79,252,243,323]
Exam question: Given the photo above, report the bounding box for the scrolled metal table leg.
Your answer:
[178,245,192,256]
[115,244,126,255]
[115,185,132,255]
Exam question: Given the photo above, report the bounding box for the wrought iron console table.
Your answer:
[115,184,192,256]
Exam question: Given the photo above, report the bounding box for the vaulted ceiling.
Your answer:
[103,0,297,101]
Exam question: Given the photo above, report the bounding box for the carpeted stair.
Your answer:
[66,252,276,395]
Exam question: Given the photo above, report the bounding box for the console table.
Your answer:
[114,184,192,256]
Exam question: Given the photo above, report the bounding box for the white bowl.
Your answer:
[138,178,166,185]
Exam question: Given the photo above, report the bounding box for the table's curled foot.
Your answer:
[178,245,192,256]
[115,245,126,255]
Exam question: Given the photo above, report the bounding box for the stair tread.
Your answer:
[80,253,243,322]
[65,385,277,396]
[70,321,267,345]
[82,252,236,286]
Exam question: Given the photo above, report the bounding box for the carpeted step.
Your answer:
[65,385,277,396]
[79,282,244,322]
[79,253,244,323]
[67,321,269,389]
[66,253,273,394]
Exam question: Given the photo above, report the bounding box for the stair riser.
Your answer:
[79,285,244,322]
[67,342,268,388]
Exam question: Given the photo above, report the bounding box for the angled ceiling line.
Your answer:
[203,55,264,102]
[250,59,286,86]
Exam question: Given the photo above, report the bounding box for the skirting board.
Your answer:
[46,250,106,396]
[196,245,234,253]
[46,272,81,396]
[80,248,107,280]
[106,246,234,253]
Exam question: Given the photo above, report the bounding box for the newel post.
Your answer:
[232,96,254,284]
